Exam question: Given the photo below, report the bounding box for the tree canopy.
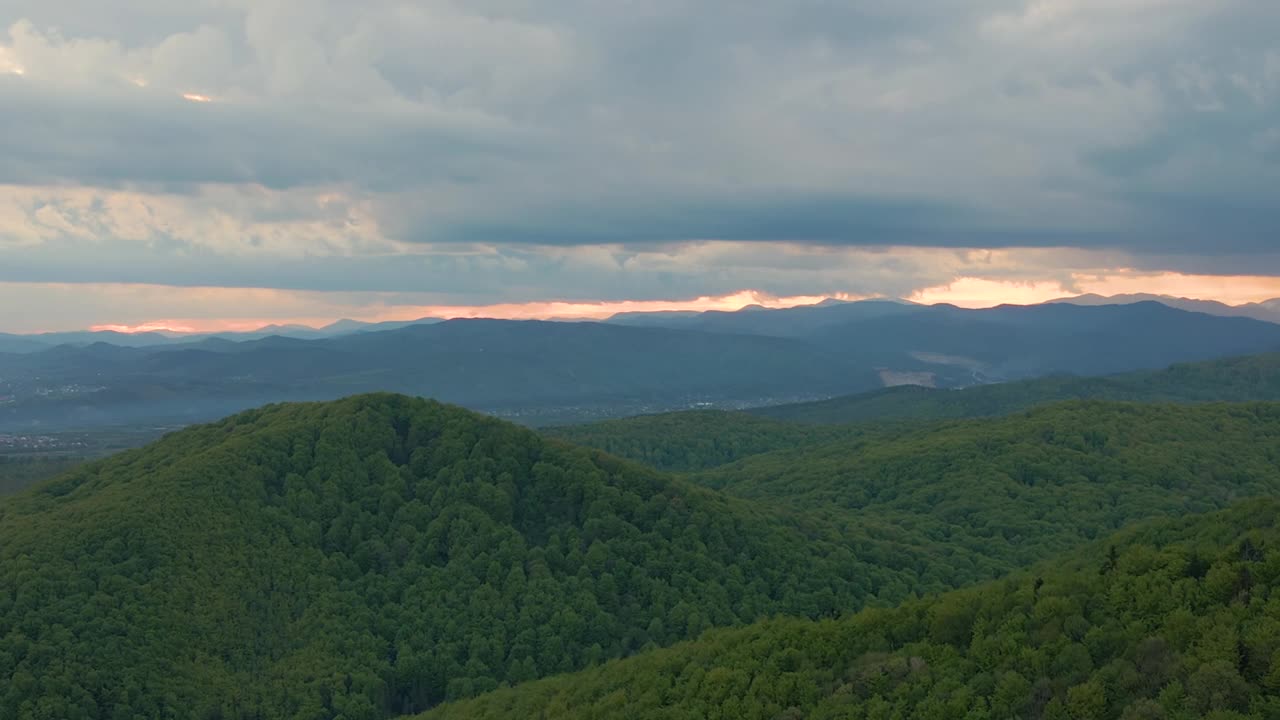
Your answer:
[423,499,1280,720]
[0,394,963,719]
[5,394,1280,718]
[694,401,1280,572]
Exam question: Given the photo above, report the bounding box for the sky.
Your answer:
[1,0,1278,332]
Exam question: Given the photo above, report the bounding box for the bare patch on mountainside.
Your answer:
[878,370,937,387]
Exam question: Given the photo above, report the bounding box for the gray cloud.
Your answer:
[0,79,533,190]
[0,0,1277,314]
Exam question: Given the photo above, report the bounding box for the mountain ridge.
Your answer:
[6,303,1280,432]
[0,394,961,717]
[420,497,1280,719]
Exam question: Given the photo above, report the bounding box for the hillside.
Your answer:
[543,411,864,472]
[0,456,86,496]
[756,352,1280,425]
[0,394,979,719]
[8,397,1280,718]
[421,498,1280,720]
[549,400,1280,578]
[547,354,1280,473]
[695,401,1280,571]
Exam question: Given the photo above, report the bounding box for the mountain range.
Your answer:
[5,300,1280,431]
[1050,292,1280,324]
[5,293,1279,356]
[0,317,445,354]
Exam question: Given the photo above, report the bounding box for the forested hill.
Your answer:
[694,401,1280,571]
[0,456,86,496]
[755,351,1280,424]
[0,394,982,719]
[421,498,1280,720]
[544,352,1280,473]
[543,411,866,472]
[9,396,1280,718]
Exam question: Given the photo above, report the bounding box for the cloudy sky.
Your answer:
[1,0,1278,332]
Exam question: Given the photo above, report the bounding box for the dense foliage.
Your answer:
[696,401,1280,572]
[549,354,1280,472]
[544,411,862,472]
[0,455,86,496]
[0,394,974,719]
[8,394,1280,718]
[756,353,1280,425]
[423,499,1280,719]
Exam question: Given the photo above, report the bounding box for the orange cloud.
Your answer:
[380,290,873,323]
[83,290,874,334]
[23,269,1280,336]
[1073,272,1280,305]
[90,322,201,334]
[907,277,1071,307]
[909,272,1280,308]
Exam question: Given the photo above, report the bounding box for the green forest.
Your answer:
[690,402,1280,571]
[5,376,1280,718]
[545,411,867,472]
[423,499,1280,719]
[550,353,1280,472]
[552,400,1280,575]
[0,395,976,719]
[0,455,86,496]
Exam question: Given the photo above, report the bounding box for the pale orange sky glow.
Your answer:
[908,272,1280,308]
[30,271,1280,336]
[85,290,875,334]
[89,320,278,334]
[379,290,874,323]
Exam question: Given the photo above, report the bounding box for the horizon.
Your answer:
[7,267,1280,334]
[5,284,1279,336]
[3,2,1278,333]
